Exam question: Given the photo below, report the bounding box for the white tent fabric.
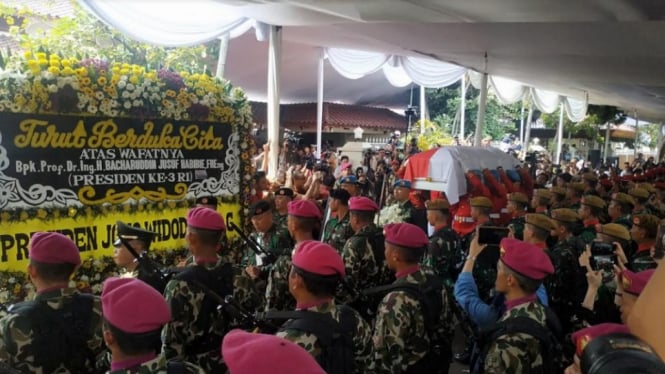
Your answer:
[531,88,562,114]
[489,76,528,105]
[325,48,388,79]
[564,97,588,123]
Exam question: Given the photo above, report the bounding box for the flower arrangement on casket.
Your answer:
[376,203,411,227]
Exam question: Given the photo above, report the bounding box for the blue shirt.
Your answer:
[454,271,549,330]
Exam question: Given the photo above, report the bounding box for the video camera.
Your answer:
[581,333,665,373]
[590,242,618,282]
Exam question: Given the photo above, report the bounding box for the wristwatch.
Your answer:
[466,254,476,262]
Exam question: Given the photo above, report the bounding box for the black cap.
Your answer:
[329,189,351,205]
[249,200,272,218]
[196,196,218,206]
[114,221,157,247]
[275,187,295,198]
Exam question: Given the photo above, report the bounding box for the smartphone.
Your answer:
[477,226,510,246]
[590,241,618,282]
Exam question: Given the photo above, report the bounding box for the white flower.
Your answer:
[47,84,58,93]
[126,83,135,91]
[121,91,130,99]
[123,101,132,109]
[88,105,98,114]
[95,92,104,100]
[117,80,126,89]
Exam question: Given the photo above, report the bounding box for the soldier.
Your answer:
[265,199,322,311]
[608,192,635,229]
[373,223,454,373]
[112,221,165,293]
[101,277,204,373]
[617,269,656,323]
[478,238,555,372]
[465,196,496,303]
[195,196,218,210]
[222,329,325,374]
[340,196,384,303]
[577,195,606,244]
[0,232,104,373]
[162,207,260,372]
[549,186,567,210]
[581,172,599,195]
[566,182,586,210]
[275,241,373,372]
[523,213,555,250]
[274,186,295,231]
[340,175,361,197]
[566,323,631,374]
[506,192,528,240]
[623,214,659,272]
[322,189,354,254]
[422,198,459,290]
[243,200,293,296]
[629,188,652,216]
[548,209,585,335]
[531,189,552,215]
[393,179,428,233]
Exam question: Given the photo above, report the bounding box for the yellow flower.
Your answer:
[137,204,145,212]
[123,204,131,212]
[120,68,130,75]
[5,16,14,26]
[53,210,61,219]
[47,66,60,75]
[166,90,176,98]
[19,211,28,221]
[129,75,139,84]
[61,59,71,68]
[37,59,48,67]
[97,77,107,85]
[167,201,176,209]
[68,207,77,217]
[81,77,91,86]
[35,52,47,60]
[36,209,48,219]
[23,51,32,59]
[0,212,10,222]
[61,67,74,76]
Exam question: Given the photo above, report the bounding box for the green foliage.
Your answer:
[410,119,454,150]
[0,2,218,74]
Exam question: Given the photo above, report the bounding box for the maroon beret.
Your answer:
[29,232,81,265]
[384,223,429,249]
[499,237,554,280]
[620,269,655,296]
[571,323,630,358]
[292,240,345,277]
[102,277,171,333]
[187,207,226,231]
[348,196,379,212]
[222,329,325,374]
[287,200,322,219]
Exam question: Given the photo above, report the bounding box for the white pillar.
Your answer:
[316,49,324,159]
[634,111,639,158]
[519,101,525,144]
[215,34,230,79]
[267,26,282,181]
[603,122,611,163]
[460,74,466,139]
[474,73,488,147]
[420,85,426,135]
[523,101,534,159]
[555,103,565,165]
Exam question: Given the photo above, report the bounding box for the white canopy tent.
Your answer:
[79,0,665,170]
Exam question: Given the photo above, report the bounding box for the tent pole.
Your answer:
[215,34,230,78]
[420,85,426,135]
[555,103,564,165]
[267,25,282,181]
[603,121,611,164]
[316,48,324,159]
[523,99,534,160]
[474,73,488,147]
[460,74,466,140]
[519,100,525,144]
[634,110,639,158]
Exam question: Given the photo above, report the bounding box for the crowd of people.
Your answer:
[0,135,664,374]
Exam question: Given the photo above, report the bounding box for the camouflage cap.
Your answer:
[525,213,556,231]
[507,192,529,204]
[551,208,579,223]
[581,195,606,209]
[470,196,493,208]
[425,199,450,211]
[582,172,598,182]
[637,183,656,194]
[628,188,650,200]
[632,214,659,238]
[599,223,631,241]
[568,182,587,192]
[612,192,635,207]
[534,189,553,200]
[550,186,567,196]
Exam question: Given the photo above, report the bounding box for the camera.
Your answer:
[590,242,618,281]
[581,333,665,373]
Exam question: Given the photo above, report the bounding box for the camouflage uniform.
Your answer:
[460,221,497,303]
[108,354,205,374]
[544,237,580,334]
[276,300,374,373]
[322,212,354,254]
[507,215,526,241]
[483,301,547,373]
[372,268,454,373]
[162,256,260,372]
[578,223,598,245]
[273,212,289,232]
[340,224,383,303]
[631,249,657,272]
[612,215,633,229]
[421,225,459,290]
[242,224,293,267]
[0,288,104,373]
[264,253,296,312]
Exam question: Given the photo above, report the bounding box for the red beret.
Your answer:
[187,207,226,231]
[348,196,379,212]
[620,269,655,296]
[571,323,630,357]
[384,223,429,249]
[287,200,322,219]
[499,238,554,280]
[222,329,325,374]
[102,277,170,333]
[292,240,345,277]
[29,232,81,265]
[599,178,613,188]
